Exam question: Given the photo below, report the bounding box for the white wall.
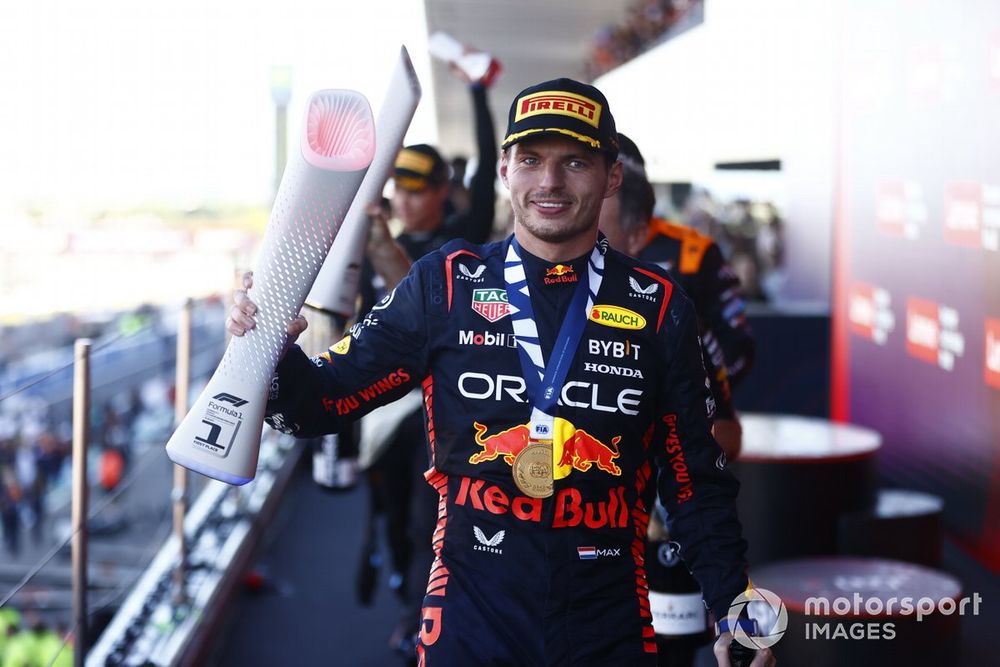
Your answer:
[596,0,837,303]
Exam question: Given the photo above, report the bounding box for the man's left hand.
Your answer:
[712,632,776,667]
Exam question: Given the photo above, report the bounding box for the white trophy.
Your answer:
[166,88,375,485]
[427,31,502,86]
[304,47,422,490]
[306,46,422,317]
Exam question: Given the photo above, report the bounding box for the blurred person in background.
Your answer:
[13,437,42,547]
[598,134,754,461]
[446,156,470,214]
[35,621,72,667]
[0,607,20,660]
[352,53,500,663]
[719,200,766,302]
[598,136,758,667]
[0,437,21,556]
[1,612,37,667]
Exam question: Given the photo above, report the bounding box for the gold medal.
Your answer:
[513,441,554,498]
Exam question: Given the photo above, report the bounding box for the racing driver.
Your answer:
[228,78,772,667]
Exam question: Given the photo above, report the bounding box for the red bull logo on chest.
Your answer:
[468,422,531,465]
[455,477,630,529]
[555,426,622,476]
[468,418,622,479]
[544,264,578,285]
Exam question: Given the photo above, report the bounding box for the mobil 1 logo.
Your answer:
[194,392,246,457]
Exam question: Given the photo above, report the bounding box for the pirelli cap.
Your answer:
[501,78,619,157]
[393,144,448,191]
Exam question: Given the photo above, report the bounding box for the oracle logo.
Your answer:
[457,372,643,415]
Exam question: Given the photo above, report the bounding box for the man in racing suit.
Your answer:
[596,141,755,460]
[355,73,498,658]
[598,142,758,665]
[230,78,766,666]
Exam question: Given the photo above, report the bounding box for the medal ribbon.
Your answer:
[503,237,605,438]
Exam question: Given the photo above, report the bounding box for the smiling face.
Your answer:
[392,182,448,234]
[500,136,622,260]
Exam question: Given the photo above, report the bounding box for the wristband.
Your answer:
[717,617,758,636]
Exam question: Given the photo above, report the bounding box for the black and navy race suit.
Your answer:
[266,235,748,666]
[639,218,755,418]
[353,80,498,643]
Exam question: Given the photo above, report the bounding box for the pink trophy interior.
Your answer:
[303,91,376,171]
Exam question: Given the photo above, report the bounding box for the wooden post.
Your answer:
[172,299,192,606]
[72,339,91,667]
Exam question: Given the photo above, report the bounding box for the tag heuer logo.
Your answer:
[472,289,510,322]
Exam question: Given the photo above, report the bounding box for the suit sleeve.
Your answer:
[264,260,434,437]
[444,83,497,244]
[652,295,748,621]
[697,243,755,387]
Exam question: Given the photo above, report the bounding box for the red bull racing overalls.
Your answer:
[265,235,749,666]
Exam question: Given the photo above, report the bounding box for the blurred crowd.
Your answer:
[0,390,147,558]
[679,191,786,302]
[586,0,703,79]
[0,304,192,559]
[0,396,70,558]
[0,606,73,667]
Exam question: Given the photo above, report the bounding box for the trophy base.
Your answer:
[166,448,255,486]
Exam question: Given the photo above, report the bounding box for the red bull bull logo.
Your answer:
[556,427,622,476]
[544,264,578,285]
[468,421,531,465]
[469,419,621,478]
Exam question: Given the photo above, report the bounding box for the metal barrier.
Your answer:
[86,429,303,666]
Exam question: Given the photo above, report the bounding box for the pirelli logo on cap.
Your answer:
[395,149,435,175]
[515,91,602,129]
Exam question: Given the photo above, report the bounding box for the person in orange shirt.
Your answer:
[598,135,754,460]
